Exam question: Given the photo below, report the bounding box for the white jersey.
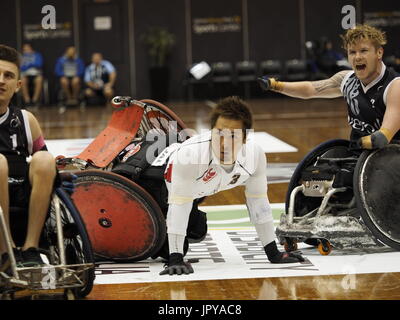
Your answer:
[156,130,275,248]
[162,130,268,203]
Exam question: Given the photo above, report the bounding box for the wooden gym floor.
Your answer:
[31,97,400,300]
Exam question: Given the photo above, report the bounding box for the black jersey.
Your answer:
[341,63,400,144]
[0,106,32,159]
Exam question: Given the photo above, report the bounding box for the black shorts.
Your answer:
[7,156,32,246]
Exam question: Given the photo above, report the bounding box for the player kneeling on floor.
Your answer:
[156,96,304,275]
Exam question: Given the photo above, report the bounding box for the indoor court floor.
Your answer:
[27,96,400,300]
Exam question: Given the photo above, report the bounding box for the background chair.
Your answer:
[284,59,309,81]
[211,62,234,99]
[235,61,257,99]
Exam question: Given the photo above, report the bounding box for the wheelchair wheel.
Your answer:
[354,144,400,250]
[43,188,95,299]
[72,170,167,262]
[139,99,192,141]
[285,139,351,217]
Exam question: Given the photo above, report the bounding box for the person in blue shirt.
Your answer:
[20,44,44,107]
[54,46,85,106]
[84,53,116,106]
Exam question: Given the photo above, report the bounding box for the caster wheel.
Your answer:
[284,239,298,252]
[317,240,332,255]
[64,289,76,300]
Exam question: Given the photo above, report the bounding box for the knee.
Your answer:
[85,88,94,97]
[72,77,81,86]
[30,151,56,179]
[60,77,69,86]
[0,154,9,177]
[104,88,113,98]
[35,76,43,84]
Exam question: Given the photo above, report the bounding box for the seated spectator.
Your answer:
[20,43,44,107]
[316,39,348,77]
[55,46,85,106]
[84,53,116,106]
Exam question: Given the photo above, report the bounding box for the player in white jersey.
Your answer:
[159,96,304,276]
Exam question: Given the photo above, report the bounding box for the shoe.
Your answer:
[0,248,23,274]
[21,247,45,267]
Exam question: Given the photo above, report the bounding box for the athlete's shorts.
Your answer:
[7,156,32,246]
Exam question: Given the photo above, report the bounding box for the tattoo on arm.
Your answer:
[311,70,350,93]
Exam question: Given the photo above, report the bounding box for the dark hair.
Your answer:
[210,96,253,133]
[0,45,21,70]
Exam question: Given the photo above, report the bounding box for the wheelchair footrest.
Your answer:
[0,263,94,291]
[276,213,382,249]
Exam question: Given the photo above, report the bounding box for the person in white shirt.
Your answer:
[159,96,304,276]
[84,53,116,106]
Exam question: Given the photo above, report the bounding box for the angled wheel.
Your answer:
[354,144,400,250]
[43,188,95,299]
[72,170,167,262]
[139,99,192,141]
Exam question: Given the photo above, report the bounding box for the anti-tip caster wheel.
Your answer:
[317,239,332,255]
[283,238,298,252]
[64,289,76,300]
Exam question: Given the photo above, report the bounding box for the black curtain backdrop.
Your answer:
[2,0,399,102]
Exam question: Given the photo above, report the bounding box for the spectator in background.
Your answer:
[20,43,44,107]
[84,53,116,106]
[55,46,84,106]
[316,38,348,77]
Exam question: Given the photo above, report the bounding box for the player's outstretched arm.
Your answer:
[258,70,350,99]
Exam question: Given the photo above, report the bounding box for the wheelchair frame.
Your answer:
[0,188,94,300]
[55,96,190,263]
[276,140,388,255]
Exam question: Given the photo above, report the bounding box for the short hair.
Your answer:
[341,24,387,50]
[210,96,253,133]
[0,44,21,70]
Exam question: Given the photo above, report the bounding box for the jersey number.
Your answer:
[10,134,17,150]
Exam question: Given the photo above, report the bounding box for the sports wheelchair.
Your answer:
[57,97,199,263]
[0,184,95,300]
[276,139,400,255]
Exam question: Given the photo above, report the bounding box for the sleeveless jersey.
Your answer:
[341,62,400,143]
[0,106,33,158]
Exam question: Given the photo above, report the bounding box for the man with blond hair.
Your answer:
[259,24,400,149]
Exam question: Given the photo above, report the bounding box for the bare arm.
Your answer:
[382,79,400,138]
[107,72,117,87]
[27,111,43,141]
[275,70,350,99]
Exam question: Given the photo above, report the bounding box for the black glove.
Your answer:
[55,171,78,195]
[159,253,194,275]
[257,76,273,91]
[269,252,305,264]
[258,76,284,92]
